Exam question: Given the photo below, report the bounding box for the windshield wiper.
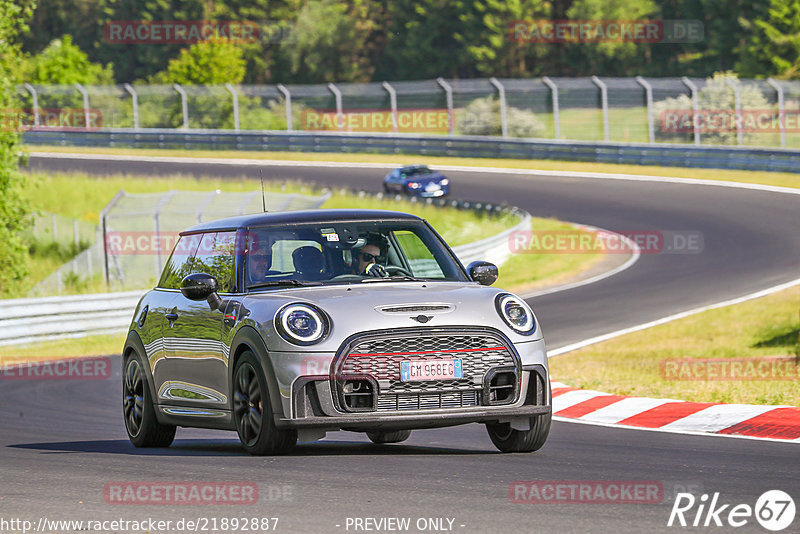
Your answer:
[361,275,424,283]
[248,280,322,289]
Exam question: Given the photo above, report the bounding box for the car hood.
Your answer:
[405,173,445,184]
[240,281,542,351]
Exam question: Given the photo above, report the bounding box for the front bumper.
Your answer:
[269,331,549,431]
[282,404,551,431]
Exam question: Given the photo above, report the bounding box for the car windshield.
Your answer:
[402,166,433,176]
[244,219,466,289]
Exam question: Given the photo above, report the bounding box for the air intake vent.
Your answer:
[378,304,453,314]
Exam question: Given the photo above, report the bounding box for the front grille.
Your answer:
[377,390,479,412]
[334,329,519,413]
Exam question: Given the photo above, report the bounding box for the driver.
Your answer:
[246,233,276,285]
[352,233,389,277]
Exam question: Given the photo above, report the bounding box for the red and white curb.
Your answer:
[550,381,800,442]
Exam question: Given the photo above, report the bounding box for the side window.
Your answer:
[191,232,237,293]
[158,234,201,289]
[393,230,445,278]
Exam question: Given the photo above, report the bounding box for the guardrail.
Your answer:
[0,203,530,347]
[24,129,800,172]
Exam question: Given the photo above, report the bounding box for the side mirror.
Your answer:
[181,273,219,301]
[468,261,498,286]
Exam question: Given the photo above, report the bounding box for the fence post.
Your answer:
[542,77,560,140]
[100,190,126,288]
[123,83,139,130]
[153,191,177,279]
[724,78,743,145]
[327,83,344,132]
[767,78,786,149]
[591,76,610,142]
[635,76,655,144]
[276,84,293,131]
[23,83,40,126]
[436,77,454,135]
[382,81,398,133]
[489,77,508,138]
[681,77,701,145]
[75,83,91,128]
[173,83,189,129]
[225,83,240,131]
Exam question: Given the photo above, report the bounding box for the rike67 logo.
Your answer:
[668,490,795,531]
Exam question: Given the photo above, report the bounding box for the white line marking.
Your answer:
[522,224,641,298]
[549,278,800,356]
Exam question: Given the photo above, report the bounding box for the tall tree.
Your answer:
[281,0,372,83]
[737,0,800,78]
[378,0,481,80]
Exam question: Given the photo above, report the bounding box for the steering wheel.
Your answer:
[385,265,413,277]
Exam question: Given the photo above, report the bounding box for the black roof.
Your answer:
[180,209,421,235]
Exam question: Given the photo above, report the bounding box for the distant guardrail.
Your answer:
[23,129,800,173]
[0,203,530,346]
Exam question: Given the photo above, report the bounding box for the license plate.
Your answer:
[425,183,441,191]
[400,359,463,381]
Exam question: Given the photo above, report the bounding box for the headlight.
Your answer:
[275,303,329,345]
[439,178,449,185]
[408,182,421,189]
[495,294,536,334]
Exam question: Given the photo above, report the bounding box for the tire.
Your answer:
[123,351,176,448]
[486,413,551,453]
[366,430,412,444]
[233,351,297,455]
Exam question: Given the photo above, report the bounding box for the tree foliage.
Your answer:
[0,0,35,294]
[163,37,246,84]
[16,0,800,84]
[24,34,114,85]
[737,0,800,79]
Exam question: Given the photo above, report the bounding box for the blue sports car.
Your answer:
[383,165,450,198]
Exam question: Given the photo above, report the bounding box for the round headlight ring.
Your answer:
[495,294,536,334]
[275,303,328,345]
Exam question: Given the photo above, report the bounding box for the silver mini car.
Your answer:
[123,209,551,455]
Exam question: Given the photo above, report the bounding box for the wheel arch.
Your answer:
[229,326,286,420]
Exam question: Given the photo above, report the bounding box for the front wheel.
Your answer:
[233,352,296,455]
[123,352,176,448]
[486,413,551,453]
[366,430,412,444]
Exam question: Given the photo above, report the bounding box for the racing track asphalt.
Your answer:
[0,153,797,533]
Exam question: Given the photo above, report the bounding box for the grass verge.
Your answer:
[549,285,800,406]
[29,145,800,190]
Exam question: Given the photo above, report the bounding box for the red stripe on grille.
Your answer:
[349,346,506,357]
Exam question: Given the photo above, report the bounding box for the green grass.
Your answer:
[549,286,800,406]
[20,172,516,246]
[28,145,800,190]
[10,171,602,300]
